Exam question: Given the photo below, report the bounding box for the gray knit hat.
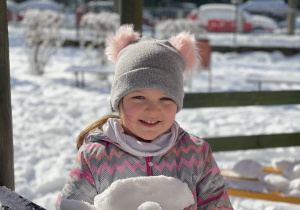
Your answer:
[105,25,199,112]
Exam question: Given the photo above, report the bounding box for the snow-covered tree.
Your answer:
[79,12,120,66]
[22,9,63,75]
[155,19,207,40]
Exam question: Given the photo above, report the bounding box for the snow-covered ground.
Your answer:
[5,25,300,209]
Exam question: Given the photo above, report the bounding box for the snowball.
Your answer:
[283,165,300,180]
[283,179,300,198]
[285,190,300,198]
[137,201,162,210]
[271,158,297,171]
[288,178,300,191]
[259,173,289,192]
[232,159,263,178]
[94,176,194,210]
[293,165,300,177]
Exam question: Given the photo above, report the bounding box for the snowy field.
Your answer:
[5,25,300,209]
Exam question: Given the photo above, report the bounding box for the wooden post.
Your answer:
[287,0,297,35]
[120,0,143,34]
[0,0,15,190]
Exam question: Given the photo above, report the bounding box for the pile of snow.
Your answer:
[60,176,194,210]
[233,159,263,179]
[232,158,300,197]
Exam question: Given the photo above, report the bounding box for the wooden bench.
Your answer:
[66,65,115,87]
[246,76,300,91]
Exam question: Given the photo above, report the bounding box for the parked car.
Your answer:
[238,0,288,22]
[187,3,278,33]
[188,4,252,33]
[76,1,114,26]
[249,14,278,33]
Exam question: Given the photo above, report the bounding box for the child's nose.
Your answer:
[145,101,160,112]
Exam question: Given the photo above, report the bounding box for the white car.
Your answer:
[248,14,279,33]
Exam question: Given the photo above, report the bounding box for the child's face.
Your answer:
[120,89,177,141]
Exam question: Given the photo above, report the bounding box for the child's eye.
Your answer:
[161,97,173,101]
[133,96,145,99]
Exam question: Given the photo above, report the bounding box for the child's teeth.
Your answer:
[145,120,156,124]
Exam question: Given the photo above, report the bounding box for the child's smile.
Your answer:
[139,120,160,127]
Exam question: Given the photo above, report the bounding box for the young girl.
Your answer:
[57,25,233,210]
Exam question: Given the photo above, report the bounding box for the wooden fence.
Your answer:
[183,90,300,152]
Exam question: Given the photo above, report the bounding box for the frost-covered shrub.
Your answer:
[79,12,120,66]
[22,9,63,75]
[155,19,206,40]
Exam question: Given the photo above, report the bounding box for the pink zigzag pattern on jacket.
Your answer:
[164,143,204,158]
[69,168,95,184]
[180,136,195,144]
[91,159,146,176]
[85,140,113,150]
[202,141,210,153]
[197,190,228,206]
[200,164,220,181]
[86,146,125,163]
[154,156,205,172]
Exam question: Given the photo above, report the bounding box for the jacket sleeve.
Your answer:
[56,146,97,210]
[196,141,233,210]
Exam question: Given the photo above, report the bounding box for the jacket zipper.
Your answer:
[145,156,154,176]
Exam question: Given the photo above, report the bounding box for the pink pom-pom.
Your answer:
[169,32,200,73]
[105,25,140,63]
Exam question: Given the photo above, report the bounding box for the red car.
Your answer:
[187,4,253,33]
[206,19,252,33]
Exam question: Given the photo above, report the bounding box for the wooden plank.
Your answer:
[211,46,300,56]
[205,133,300,152]
[227,188,300,204]
[221,166,282,181]
[246,76,300,84]
[183,91,300,108]
[222,166,300,204]
[0,0,15,190]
